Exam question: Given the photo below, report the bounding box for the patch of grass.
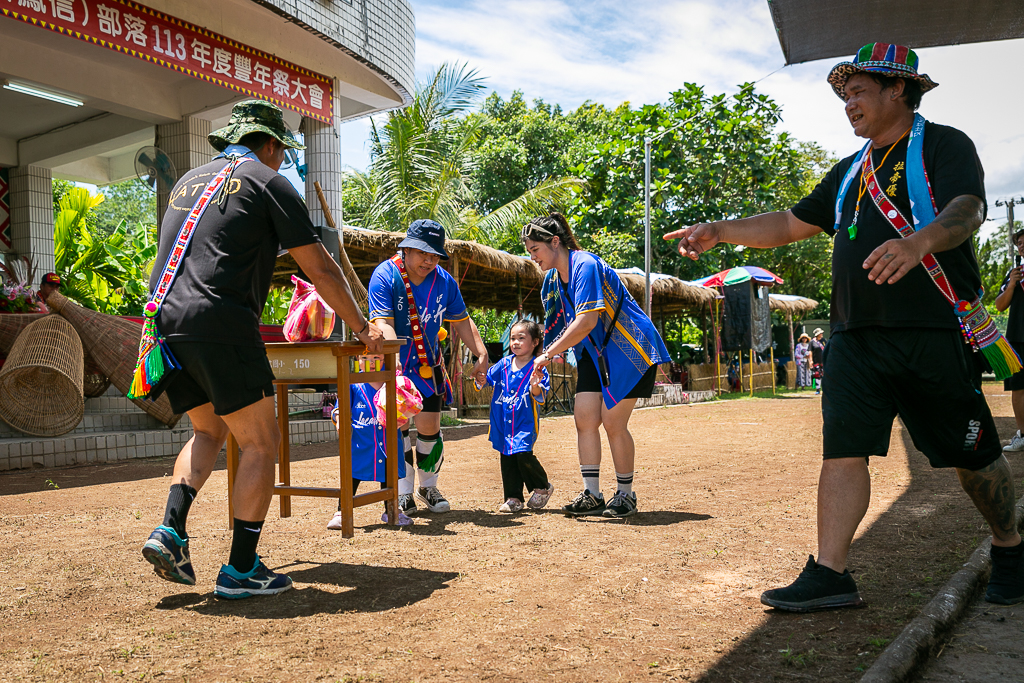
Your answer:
[778,646,817,668]
[440,414,465,427]
[44,479,59,490]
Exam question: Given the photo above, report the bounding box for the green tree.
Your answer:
[567,83,806,281]
[94,178,157,235]
[976,222,1021,308]
[753,141,838,317]
[53,186,156,315]
[342,62,581,245]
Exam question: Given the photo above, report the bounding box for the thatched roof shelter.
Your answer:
[274,228,715,317]
[768,293,819,316]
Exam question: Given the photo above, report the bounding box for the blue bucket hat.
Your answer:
[398,219,449,260]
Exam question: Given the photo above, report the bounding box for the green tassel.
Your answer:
[981,338,1023,381]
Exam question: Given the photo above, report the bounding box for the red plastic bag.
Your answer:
[283,275,336,342]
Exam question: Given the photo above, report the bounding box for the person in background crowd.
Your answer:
[995,228,1024,452]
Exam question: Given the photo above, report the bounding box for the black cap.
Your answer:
[398,219,449,260]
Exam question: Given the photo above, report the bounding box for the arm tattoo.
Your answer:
[928,195,985,252]
[957,455,1018,542]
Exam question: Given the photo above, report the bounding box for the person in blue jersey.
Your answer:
[326,356,411,528]
[486,320,554,513]
[523,213,670,519]
[367,219,489,514]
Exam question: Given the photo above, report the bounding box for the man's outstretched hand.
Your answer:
[664,223,720,260]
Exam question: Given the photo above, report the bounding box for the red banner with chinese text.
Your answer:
[1,0,333,122]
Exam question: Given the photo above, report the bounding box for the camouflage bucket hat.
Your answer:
[208,99,305,152]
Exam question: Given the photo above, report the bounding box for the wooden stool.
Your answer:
[226,339,405,538]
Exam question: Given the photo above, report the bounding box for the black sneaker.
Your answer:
[562,489,606,517]
[416,486,451,513]
[986,542,1024,605]
[603,491,638,518]
[760,555,865,612]
[398,493,417,513]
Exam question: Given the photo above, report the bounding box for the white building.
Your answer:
[0,0,416,272]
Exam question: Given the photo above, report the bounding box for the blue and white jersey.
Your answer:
[540,250,669,408]
[486,356,549,455]
[339,383,406,483]
[367,256,469,399]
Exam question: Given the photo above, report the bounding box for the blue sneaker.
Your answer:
[214,556,293,599]
[142,525,196,586]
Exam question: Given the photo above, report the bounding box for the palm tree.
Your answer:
[343,62,581,245]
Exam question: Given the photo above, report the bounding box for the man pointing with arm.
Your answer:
[668,44,1024,612]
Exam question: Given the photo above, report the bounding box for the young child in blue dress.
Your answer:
[486,320,554,513]
[327,356,411,528]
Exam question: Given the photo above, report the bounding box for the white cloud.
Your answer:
[339,0,1024,225]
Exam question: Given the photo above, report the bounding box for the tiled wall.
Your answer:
[302,87,342,228]
[155,116,214,226]
[8,165,55,276]
[252,0,415,99]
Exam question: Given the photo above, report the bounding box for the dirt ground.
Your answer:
[1,386,1022,683]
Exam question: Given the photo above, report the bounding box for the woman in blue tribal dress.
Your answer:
[523,213,670,518]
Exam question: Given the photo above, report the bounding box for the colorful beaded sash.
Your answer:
[128,156,253,399]
[862,151,1022,379]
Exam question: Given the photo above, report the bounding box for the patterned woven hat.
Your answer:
[827,43,938,99]
[208,99,305,152]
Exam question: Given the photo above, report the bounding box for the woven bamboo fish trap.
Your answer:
[0,314,84,436]
[45,291,181,427]
[0,313,46,353]
[83,353,111,398]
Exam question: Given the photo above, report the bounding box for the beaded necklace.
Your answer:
[848,125,911,241]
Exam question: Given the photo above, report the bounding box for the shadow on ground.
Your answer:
[156,562,459,618]
[693,413,1021,682]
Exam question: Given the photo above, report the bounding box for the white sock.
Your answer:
[581,465,601,497]
[615,471,634,496]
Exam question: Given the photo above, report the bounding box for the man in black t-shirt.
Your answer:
[667,43,1024,611]
[995,229,1024,451]
[141,100,384,600]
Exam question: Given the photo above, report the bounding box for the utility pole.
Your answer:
[644,137,652,316]
[996,196,1024,260]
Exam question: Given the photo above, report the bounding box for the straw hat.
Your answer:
[798,333,811,342]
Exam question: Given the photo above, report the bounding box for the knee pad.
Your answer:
[415,431,444,474]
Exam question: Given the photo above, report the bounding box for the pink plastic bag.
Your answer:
[374,370,423,428]
[283,275,336,342]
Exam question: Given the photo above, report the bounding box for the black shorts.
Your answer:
[165,341,275,416]
[575,348,657,399]
[821,327,1001,470]
[1004,342,1024,391]
[421,392,443,414]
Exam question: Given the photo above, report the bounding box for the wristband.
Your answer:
[355,319,369,337]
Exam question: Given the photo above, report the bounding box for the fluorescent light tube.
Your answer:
[3,81,83,107]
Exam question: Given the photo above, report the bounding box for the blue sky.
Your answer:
[337,0,1024,233]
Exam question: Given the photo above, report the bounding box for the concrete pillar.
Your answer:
[302,78,343,228]
[155,116,212,226]
[9,165,54,278]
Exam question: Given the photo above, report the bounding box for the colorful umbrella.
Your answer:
[691,266,783,288]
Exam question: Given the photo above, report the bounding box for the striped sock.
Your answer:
[581,466,601,497]
[615,471,634,496]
